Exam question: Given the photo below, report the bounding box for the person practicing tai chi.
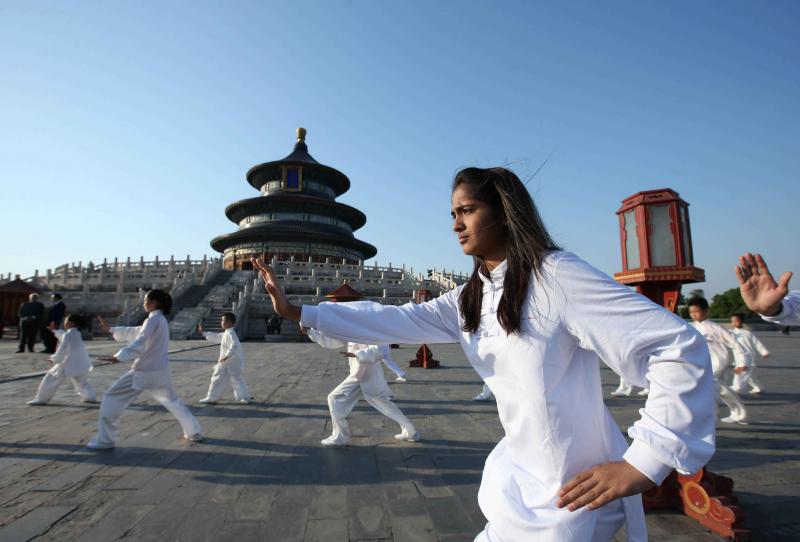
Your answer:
[380,345,408,382]
[302,285,418,447]
[197,312,252,404]
[686,296,748,425]
[729,313,769,394]
[87,289,202,450]
[736,252,798,326]
[28,315,97,405]
[253,167,715,542]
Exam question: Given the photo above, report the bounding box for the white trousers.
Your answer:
[474,506,625,542]
[93,370,202,446]
[33,371,96,403]
[205,363,250,401]
[327,378,415,441]
[731,367,763,392]
[715,368,746,420]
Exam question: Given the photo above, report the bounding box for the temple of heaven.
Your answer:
[211,128,378,270]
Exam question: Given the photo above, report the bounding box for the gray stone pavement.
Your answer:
[0,333,798,541]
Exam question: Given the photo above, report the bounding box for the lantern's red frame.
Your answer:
[613,188,704,313]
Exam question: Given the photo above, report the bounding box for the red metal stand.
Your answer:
[643,469,750,541]
[409,344,439,369]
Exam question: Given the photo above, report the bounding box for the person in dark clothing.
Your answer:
[41,293,66,353]
[17,294,45,353]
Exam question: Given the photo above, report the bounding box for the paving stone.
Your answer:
[1,336,798,540]
[0,505,76,542]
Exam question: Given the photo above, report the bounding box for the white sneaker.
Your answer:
[610,390,630,397]
[86,438,114,450]
[637,389,650,396]
[321,435,349,447]
[198,398,217,404]
[473,394,491,402]
[27,399,46,406]
[394,430,420,442]
[395,376,407,382]
[749,388,762,395]
[184,433,203,442]
[720,416,749,425]
[238,399,250,404]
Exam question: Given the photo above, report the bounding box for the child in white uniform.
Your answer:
[198,312,251,404]
[87,290,202,449]
[28,315,96,405]
[380,345,408,382]
[687,297,748,424]
[307,328,418,446]
[254,166,715,542]
[729,313,769,394]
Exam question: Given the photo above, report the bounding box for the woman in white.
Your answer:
[254,167,715,542]
[28,314,96,405]
[306,328,418,446]
[736,252,799,326]
[87,290,202,450]
[198,312,252,404]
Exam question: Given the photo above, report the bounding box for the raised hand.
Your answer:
[735,253,792,316]
[556,461,655,512]
[251,257,301,321]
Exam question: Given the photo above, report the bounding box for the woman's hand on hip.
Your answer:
[556,461,655,512]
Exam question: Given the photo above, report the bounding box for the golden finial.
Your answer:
[296,127,307,142]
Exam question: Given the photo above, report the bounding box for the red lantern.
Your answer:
[614,189,705,313]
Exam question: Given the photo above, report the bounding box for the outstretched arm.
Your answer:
[735,253,793,317]
[253,257,461,345]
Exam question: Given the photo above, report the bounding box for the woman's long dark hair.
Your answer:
[146,289,173,315]
[454,167,561,334]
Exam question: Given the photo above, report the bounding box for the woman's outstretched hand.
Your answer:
[556,461,654,512]
[735,253,792,316]
[251,257,302,322]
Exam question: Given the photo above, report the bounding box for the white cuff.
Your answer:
[760,302,789,324]
[623,439,674,485]
[114,347,135,363]
[300,305,319,330]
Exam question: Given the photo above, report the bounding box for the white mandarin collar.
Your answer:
[478,260,508,288]
[147,310,163,319]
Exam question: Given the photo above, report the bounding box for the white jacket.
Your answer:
[50,328,92,378]
[761,291,800,326]
[300,251,715,541]
[731,327,769,367]
[690,319,746,374]
[307,329,391,398]
[109,310,172,390]
[203,329,245,375]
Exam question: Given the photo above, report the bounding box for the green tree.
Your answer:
[709,287,753,319]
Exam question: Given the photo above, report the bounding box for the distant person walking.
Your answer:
[41,293,66,354]
[17,293,44,353]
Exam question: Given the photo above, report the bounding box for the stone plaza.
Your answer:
[0,332,798,541]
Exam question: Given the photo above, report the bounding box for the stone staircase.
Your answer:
[168,270,234,339]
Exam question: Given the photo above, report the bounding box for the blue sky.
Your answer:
[1,1,798,299]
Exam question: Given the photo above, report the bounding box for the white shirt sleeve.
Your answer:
[110,326,143,343]
[553,253,716,484]
[50,330,73,365]
[115,319,154,363]
[761,291,800,326]
[202,331,225,344]
[307,328,348,349]
[299,289,462,345]
[353,345,383,365]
